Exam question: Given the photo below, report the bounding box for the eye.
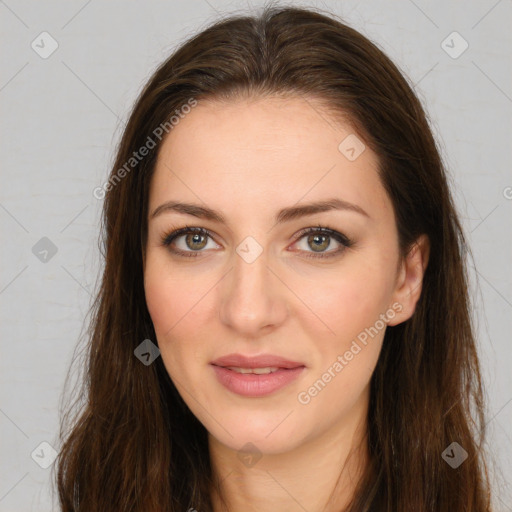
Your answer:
[160,226,219,258]
[291,225,353,259]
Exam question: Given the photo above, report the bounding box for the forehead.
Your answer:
[149,95,389,222]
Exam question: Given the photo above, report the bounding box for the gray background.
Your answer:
[1,0,511,510]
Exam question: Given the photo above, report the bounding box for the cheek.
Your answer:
[144,253,204,338]
[144,264,190,385]
[294,260,394,341]
[289,254,396,403]
[293,269,389,419]
[143,254,216,376]
[144,268,174,338]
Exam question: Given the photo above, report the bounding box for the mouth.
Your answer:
[210,353,306,397]
[221,366,282,374]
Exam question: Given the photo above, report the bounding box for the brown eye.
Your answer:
[292,226,353,259]
[307,233,330,252]
[161,226,219,258]
[184,232,208,251]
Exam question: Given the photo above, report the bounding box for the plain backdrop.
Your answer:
[1,0,511,510]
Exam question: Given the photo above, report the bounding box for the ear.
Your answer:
[387,234,430,326]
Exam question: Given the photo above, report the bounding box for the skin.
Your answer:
[143,95,429,512]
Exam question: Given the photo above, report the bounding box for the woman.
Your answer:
[55,5,493,511]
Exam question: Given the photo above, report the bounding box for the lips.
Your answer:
[210,353,306,397]
[210,353,305,370]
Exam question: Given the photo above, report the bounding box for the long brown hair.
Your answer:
[54,4,493,511]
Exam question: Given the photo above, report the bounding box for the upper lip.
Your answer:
[211,353,305,369]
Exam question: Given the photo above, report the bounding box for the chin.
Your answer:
[206,411,308,455]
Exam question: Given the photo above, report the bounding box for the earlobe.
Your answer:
[387,234,430,326]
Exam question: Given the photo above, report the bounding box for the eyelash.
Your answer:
[160,224,353,260]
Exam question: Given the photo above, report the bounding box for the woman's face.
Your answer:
[144,95,419,455]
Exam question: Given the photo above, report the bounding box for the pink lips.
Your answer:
[210,353,306,397]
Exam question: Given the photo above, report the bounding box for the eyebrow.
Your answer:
[150,198,369,224]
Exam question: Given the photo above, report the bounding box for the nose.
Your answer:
[218,245,289,337]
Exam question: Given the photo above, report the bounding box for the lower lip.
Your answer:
[211,365,305,397]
